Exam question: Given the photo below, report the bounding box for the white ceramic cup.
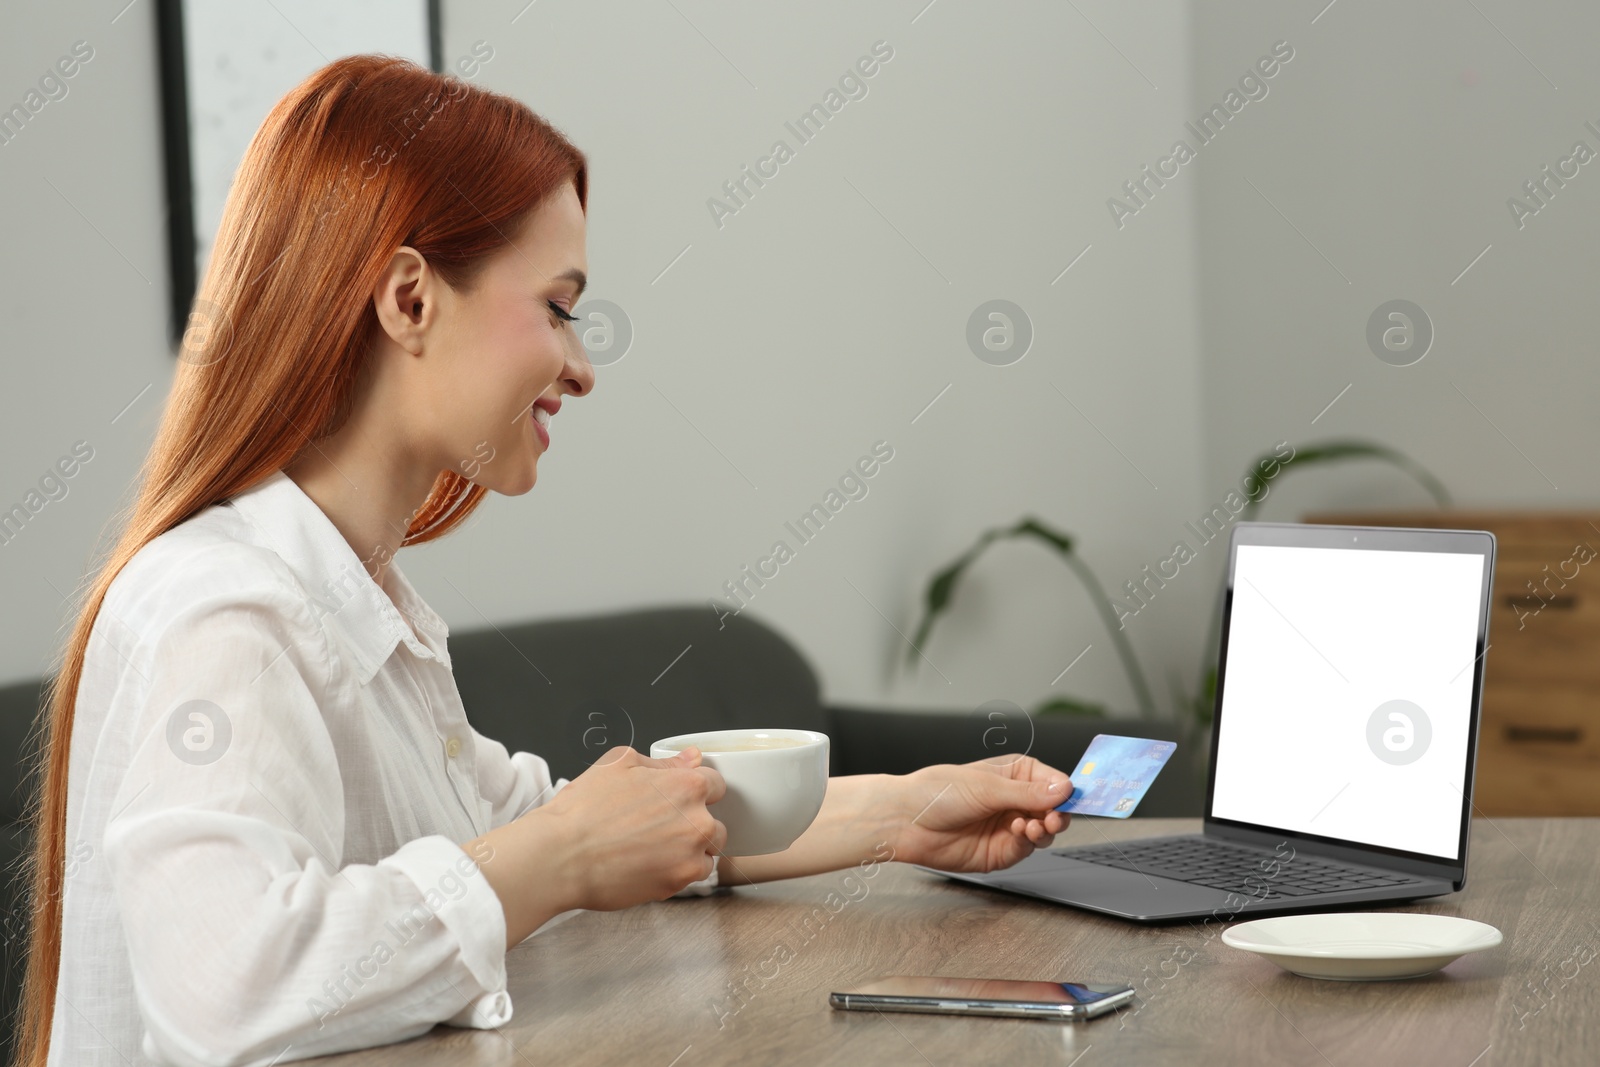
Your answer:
[649,728,829,856]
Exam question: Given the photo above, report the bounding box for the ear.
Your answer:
[371,245,438,355]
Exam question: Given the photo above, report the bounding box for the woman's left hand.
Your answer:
[888,756,1073,873]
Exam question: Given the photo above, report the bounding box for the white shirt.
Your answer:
[51,469,716,1066]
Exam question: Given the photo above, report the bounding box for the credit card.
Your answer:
[1053,734,1177,818]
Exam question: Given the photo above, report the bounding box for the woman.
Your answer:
[15,55,1071,1066]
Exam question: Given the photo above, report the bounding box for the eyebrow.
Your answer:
[553,268,587,299]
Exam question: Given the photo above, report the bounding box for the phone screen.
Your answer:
[825,979,1139,1023]
[834,975,1133,1010]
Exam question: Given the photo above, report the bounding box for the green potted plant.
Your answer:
[903,439,1451,737]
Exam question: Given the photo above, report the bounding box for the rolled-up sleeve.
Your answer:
[673,863,721,897]
[106,581,512,1066]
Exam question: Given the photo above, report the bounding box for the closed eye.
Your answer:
[548,300,579,322]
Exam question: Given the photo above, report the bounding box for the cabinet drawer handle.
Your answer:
[1503,594,1578,611]
[1504,725,1583,744]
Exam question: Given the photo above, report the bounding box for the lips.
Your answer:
[529,404,551,447]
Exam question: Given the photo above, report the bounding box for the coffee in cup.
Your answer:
[660,736,807,752]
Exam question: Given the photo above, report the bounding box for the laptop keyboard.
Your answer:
[1054,838,1426,899]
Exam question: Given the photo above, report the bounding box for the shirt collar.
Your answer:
[225,469,452,683]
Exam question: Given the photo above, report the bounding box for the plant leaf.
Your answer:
[907,531,1000,662]
[905,515,1159,717]
[1013,516,1074,555]
[1238,440,1451,526]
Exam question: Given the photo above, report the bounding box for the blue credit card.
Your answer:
[1053,734,1178,818]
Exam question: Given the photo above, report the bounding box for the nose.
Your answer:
[559,328,596,397]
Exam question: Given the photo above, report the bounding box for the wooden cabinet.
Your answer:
[1302,511,1600,816]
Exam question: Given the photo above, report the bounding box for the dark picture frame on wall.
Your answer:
[152,0,442,350]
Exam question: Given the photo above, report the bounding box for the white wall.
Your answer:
[0,3,170,686]
[1,1,1213,722]
[1190,0,1600,522]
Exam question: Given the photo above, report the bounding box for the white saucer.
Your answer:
[1221,913,1502,981]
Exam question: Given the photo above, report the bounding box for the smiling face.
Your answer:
[381,181,595,497]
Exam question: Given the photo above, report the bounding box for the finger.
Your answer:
[707,816,728,856]
[635,745,700,771]
[1021,757,1074,795]
[979,753,1067,785]
[991,772,1071,816]
[693,765,727,805]
[1001,755,1073,792]
[1006,812,1051,843]
[975,753,1029,775]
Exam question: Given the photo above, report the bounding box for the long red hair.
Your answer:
[12,54,587,1064]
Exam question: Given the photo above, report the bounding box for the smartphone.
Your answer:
[828,976,1136,1020]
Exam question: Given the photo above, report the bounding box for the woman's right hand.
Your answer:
[539,745,727,912]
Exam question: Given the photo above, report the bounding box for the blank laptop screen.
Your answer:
[1210,543,1486,860]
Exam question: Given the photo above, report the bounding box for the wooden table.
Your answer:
[307,818,1600,1066]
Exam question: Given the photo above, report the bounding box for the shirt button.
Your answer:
[445,737,462,759]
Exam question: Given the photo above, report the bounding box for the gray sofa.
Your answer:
[0,604,1204,1052]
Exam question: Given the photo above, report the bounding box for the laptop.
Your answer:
[921,520,1496,922]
